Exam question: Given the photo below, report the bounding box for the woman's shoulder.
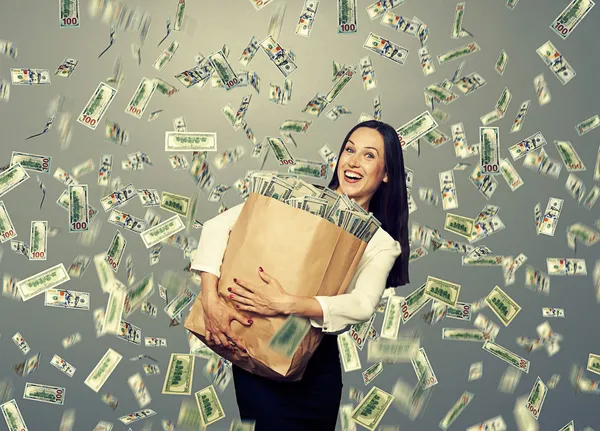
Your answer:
[370,226,401,252]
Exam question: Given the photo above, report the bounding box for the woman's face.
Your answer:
[335,127,388,209]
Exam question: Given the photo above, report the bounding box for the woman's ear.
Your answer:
[383,172,389,183]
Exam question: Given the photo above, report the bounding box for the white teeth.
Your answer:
[345,171,363,180]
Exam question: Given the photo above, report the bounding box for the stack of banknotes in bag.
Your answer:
[247,170,381,243]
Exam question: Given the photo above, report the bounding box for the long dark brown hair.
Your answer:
[327,120,410,288]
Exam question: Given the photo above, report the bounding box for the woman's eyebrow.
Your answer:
[347,140,379,154]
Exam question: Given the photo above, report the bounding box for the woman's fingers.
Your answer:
[230,294,253,306]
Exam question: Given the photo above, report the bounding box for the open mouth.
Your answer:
[344,170,363,183]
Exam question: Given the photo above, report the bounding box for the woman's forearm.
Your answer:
[283,295,323,319]
[198,271,219,301]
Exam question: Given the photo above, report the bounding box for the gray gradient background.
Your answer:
[1,0,599,429]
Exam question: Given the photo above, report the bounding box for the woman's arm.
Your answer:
[190,202,245,280]
[286,244,401,334]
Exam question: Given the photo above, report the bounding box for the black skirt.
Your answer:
[232,334,344,431]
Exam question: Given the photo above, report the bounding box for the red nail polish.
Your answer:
[229,294,234,299]
[236,305,240,308]
[259,267,263,272]
[233,278,237,282]
[248,319,253,324]
[227,287,232,292]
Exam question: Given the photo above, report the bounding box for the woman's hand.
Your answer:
[227,267,294,317]
[201,294,252,357]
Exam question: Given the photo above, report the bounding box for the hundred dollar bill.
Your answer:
[485,285,521,326]
[105,230,126,273]
[44,288,89,310]
[108,209,146,234]
[534,73,551,106]
[442,328,488,342]
[17,263,70,301]
[141,215,185,248]
[0,201,17,243]
[587,353,600,375]
[525,376,548,420]
[439,391,474,430]
[269,315,311,357]
[0,163,29,198]
[100,183,137,212]
[338,332,362,372]
[480,127,500,175]
[444,213,474,239]
[61,332,82,349]
[508,131,547,160]
[162,353,195,395]
[536,40,576,85]
[60,0,80,28]
[439,170,458,210]
[401,283,430,323]
[160,191,190,218]
[0,399,29,431]
[446,301,472,320]
[338,0,358,33]
[395,111,438,149]
[495,49,509,75]
[125,77,156,119]
[295,0,319,37]
[547,257,587,275]
[451,3,468,38]
[363,32,409,66]
[266,136,295,166]
[85,348,122,393]
[50,354,76,377]
[10,68,51,85]
[550,0,595,40]
[542,307,565,318]
[144,337,167,348]
[164,131,217,151]
[103,281,126,334]
[365,0,404,20]
[500,158,524,191]
[437,42,480,65]
[362,361,384,385]
[511,100,531,133]
[575,114,600,136]
[411,347,438,389]
[350,386,394,431]
[195,385,225,427]
[174,0,185,31]
[77,82,118,130]
[127,373,151,408]
[380,295,403,339]
[164,285,196,319]
[10,151,51,173]
[539,197,563,237]
[153,40,179,71]
[367,336,420,363]
[12,332,30,355]
[424,276,460,307]
[208,50,240,90]
[23,382,65,405]
[71,159,95,178]
[68,184,89,232]
[482,340,530,373]
[118,408,156,425]
[122,273,153,317]
[558,421,575,431]
[467,416,507,431]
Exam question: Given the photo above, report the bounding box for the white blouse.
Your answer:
[190,201,402,335]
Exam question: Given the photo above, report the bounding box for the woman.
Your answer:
[190,120,410,430]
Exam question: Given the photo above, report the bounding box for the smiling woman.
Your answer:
[190,119,410,431]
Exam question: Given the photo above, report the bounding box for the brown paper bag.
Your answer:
[185,192,369,382]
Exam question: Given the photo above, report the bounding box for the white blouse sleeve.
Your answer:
[190,202,246,279]
[310,242,402,335]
